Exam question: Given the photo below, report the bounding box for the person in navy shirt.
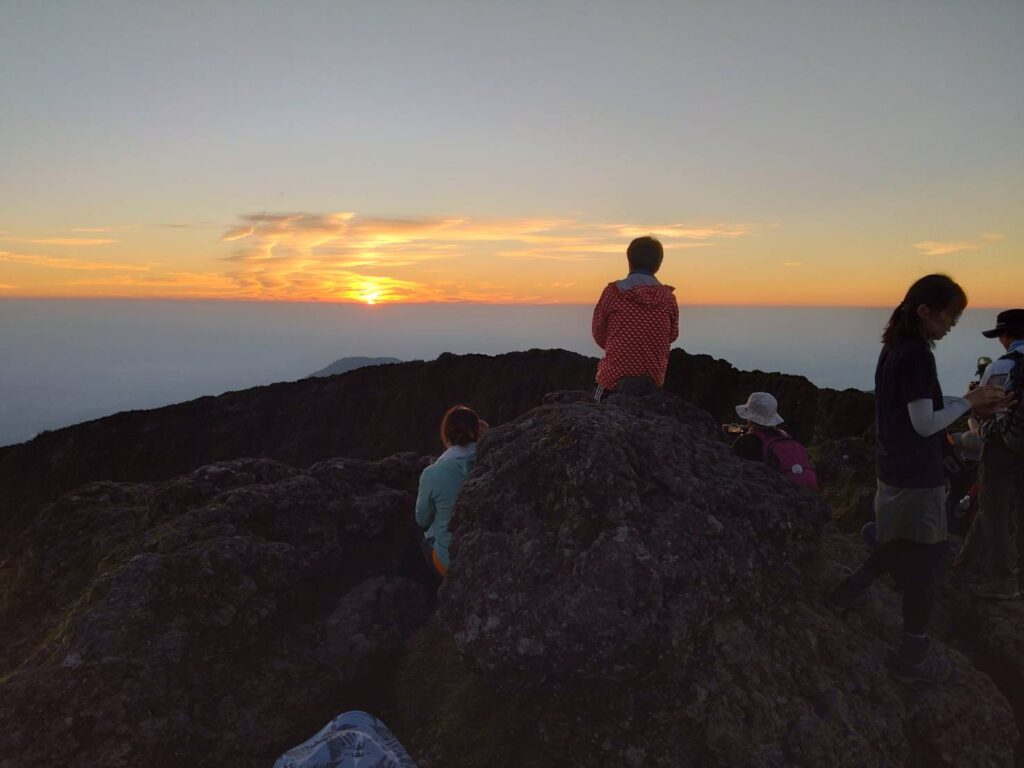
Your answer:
[954,309,1024,599]
[829,274,1009,684]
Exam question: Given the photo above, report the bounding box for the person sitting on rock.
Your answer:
[828,274,1010,684]
[730,392,819,490]
[415,405,483,577]
[591,236,679,401]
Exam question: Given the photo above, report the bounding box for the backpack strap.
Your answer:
[757,430,790,468]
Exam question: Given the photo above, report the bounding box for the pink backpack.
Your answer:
[757,431,819,491]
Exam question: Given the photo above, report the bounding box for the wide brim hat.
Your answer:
[735,392,784,427]
[982,308,1024,338]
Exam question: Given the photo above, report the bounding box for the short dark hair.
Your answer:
[440,405,480,447]
[627,236,663,273]
[881,273,967,348]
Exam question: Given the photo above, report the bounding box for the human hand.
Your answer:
[966,384,1015,417]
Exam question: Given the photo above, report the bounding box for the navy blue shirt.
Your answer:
[874,338,945,488]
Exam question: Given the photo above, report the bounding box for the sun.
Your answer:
[364,290,382,305]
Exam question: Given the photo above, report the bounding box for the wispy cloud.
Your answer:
[214,211,754,302]
[783,261,803,267]
[0,251,149,271]
[66,272,240,291]
[913,241,980,256]
[1,236,120,246]
[913,232,1007,256]
[605,222,753,240]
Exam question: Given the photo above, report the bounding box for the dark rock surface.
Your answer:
[0,348,872,558]
[11,352,1019,767]
[0,349,597,552]
[664,348,874,443]
[436,389,1017,766]
[0,453,435,768]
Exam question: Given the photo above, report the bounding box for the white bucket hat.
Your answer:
[735,392,784,427]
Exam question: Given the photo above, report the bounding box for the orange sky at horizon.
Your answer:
[0,211,1019,309]
[4,5,1023,316]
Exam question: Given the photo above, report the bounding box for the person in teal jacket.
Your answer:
[415,405,483,576]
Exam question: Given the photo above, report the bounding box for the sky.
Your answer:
[1,1,1022,307]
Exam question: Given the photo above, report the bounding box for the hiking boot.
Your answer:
[893,634,952,685]
[969,576,1021,601]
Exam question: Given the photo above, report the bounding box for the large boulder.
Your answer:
[0,454,434,768]
[436,390,1017,766]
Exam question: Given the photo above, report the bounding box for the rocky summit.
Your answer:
[438,389,1016,766]
[1,351,1022,767]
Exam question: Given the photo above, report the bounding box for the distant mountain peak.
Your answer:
[307,356,401,378]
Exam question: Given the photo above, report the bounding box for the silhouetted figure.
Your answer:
[829,274,1008,684]
[731,392,818,490]
[954,308,1024,599]
[415,405,484,577]
[592,236,679,401]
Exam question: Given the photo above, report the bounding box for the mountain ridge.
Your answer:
[0,347,872,554]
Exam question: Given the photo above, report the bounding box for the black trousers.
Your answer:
[851,538,947,635]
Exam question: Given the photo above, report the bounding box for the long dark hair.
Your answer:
[440,405,480,447]
[881,274,967,347]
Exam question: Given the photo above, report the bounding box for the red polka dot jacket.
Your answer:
[591,280,679,390]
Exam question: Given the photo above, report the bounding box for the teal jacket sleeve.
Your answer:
[415,468,435,529]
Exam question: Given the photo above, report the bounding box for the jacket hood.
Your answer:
[619,283,676,307]
[434,443,477,474]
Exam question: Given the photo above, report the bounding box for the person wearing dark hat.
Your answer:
[954,309,1024,600]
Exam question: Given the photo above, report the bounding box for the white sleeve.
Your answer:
[907,397,971,437]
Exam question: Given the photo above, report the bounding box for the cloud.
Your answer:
[0,283,13,289]
[0,251,150,271]
[67,272,235,289]
[783,261,803,267]
[913,241,980,256]
[1,236,120,246]
[72,226,134,233]
[605,222,753,240]
[213,211,756,303]
[221,226,255,241]
[980,233,1005,242]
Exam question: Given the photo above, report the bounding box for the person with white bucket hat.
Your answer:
[731,392,818,490]
[735,392,785,428]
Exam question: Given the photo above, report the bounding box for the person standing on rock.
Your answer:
[591,236,679,400]
[953,309,1024,600]
[828,274,1010,684]
[415,405,483,577]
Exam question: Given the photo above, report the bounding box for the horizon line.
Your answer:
[0,295,1012,311]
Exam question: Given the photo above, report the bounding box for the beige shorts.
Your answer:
[875,480,947,545]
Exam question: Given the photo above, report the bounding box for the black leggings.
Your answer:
[854,539,947,635]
